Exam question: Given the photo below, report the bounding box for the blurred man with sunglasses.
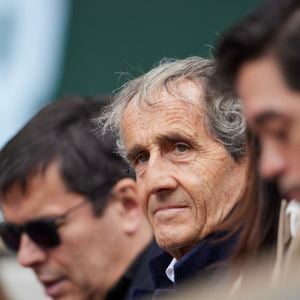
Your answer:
[0,98,158,300]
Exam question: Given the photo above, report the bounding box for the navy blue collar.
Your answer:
[149,232,236,290]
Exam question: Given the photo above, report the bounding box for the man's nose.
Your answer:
[141,155,178,197]
[17,234,47,268]
[259,142,287,180]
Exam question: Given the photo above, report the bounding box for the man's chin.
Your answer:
[280,182,300,202]
[44,279,65,299]
[155,233,197,258]
[41,278,77,300]
[283,190,300,203]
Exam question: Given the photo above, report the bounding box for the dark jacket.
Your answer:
[133,232,236,299]
[106,240,162,300]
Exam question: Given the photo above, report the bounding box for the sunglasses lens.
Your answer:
[26,220,60,249]
[0,224,21,252]
[26,220,61,249]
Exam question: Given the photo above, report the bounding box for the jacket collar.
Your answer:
[149,232,237,290]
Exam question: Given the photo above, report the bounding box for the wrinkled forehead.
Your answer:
[123,79,205,120]
[144,78,202,104]
[119,81,208,153]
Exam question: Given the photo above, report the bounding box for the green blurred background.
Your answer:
[57,0,261,96]
[0,0,261,149]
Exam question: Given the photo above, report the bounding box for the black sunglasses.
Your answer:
[0,201,87,253]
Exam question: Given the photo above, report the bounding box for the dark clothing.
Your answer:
[105,240,162,300]
[133,232,236,299]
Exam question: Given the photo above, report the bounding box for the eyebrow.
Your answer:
[126,131,196,162]
[127,145,147,163]
[254,111,287,127]
[156,132,194,146]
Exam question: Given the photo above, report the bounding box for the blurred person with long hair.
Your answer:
[216,0,300,283]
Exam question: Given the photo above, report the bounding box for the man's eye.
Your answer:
[269,129,288,142]
[134,152,149,165]
[174,143,190,154]
[262,120,289,143]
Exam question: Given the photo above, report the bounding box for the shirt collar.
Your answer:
[165,258,177,283]
[286,199,300,238]
[149,232,237,288]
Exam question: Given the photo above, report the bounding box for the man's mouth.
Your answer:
[40,277,67,298]
[153,205,188,215]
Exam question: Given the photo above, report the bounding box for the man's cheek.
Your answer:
[137,185,147,207]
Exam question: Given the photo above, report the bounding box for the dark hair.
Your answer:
[233,138,280,264]
[215,132,280,265]
[213,0,291,266]
[0,97,131,215]
[215,0,300,91]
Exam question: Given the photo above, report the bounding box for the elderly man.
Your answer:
[215,0,300,279]
[100,57,250,296]
[0,98,160,300]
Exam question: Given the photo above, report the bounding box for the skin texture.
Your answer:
[121,80,248,259]
[237,55,300,201]
[1,163,146,300]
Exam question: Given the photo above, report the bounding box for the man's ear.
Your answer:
[112,178,142,235]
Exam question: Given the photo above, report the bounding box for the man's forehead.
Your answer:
[119,79,207,156]
[1,164,70,222]
[122,96,204,132]
[5,163,62,195]
[126,79,203,109]
[121,100,207,157]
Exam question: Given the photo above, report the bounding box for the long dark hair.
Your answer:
[216,132,281,266]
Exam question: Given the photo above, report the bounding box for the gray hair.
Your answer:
[99,57,246,162]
